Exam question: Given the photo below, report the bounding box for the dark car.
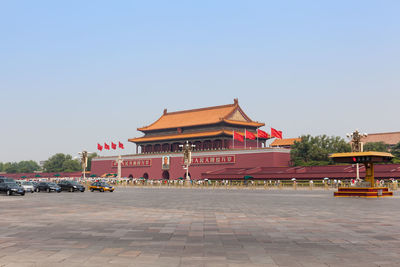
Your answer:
[37,182,61,193]
[0,178,25,196]
[57,180,85,192]
[31,181,39,191]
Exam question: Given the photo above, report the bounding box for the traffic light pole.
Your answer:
[347,130,367,182]
[364,162,374,186]
[186,165,189,182]
[356,163,359,180]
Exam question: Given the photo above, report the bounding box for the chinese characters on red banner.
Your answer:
[191,155,235,165]
[112,159,152,168]
[111,156,235,168]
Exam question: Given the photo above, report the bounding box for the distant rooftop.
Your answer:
[270,138,301,147]
[361,131,400,145]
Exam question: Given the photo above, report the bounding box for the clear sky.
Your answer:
[1,0,399,162]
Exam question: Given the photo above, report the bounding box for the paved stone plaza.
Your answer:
[1,188,400,267]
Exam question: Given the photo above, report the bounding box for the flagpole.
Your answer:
[232,130,234,149]
[257,128,259,149]
[244,129,246,150]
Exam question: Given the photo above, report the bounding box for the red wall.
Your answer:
[91,150,291,180]
[202,164,400,180]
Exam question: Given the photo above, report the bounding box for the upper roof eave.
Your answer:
[137,103,237,132]
[223,119,264,127]
[137,99,263,132]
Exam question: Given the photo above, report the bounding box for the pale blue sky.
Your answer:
[1,1,399,162]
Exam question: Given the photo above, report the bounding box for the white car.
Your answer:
[20,181,35,193]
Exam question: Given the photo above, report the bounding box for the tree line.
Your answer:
[0,153,98,174]
[291,135,400,166]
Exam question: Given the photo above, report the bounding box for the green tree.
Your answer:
[4,162,19,173]
[43,153,68,172]
[391,142,400,159]
[43,153,80,172]
[17,160,41,173]
[291,135,351,166]
[87,152,98,171]
[0,162,3,172]
[363,142,389,152]
[62,159,81,172]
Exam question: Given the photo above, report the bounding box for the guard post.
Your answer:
[330,152,394,198]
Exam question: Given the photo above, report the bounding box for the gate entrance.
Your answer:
[162,171,170,180]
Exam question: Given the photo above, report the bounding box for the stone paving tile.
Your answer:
[1,188,400,266]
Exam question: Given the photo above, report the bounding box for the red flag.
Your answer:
[271,128,283,139]
[97,143,103,151]
[104,143,110,150]
[257,129,269,139]
[245,130,256,140]
[118,142,124,149]
[111,142,117,150]
[233,131,244,142]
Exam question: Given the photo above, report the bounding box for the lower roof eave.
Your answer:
[129,130,270,144]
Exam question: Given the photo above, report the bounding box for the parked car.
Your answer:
[89,182,114,192]
[0,178,25,196]
[37,182,61,193]
[19,181,35,193]
[57,180,85,192]
[31,181,39,191]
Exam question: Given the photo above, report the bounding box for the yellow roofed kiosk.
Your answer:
[330,151,394,198]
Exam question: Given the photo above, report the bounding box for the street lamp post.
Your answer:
[179,141,196,182]
[78,150,88,180]
[78,150,95,180]
[115,155,123,179]
[346,130,368,180]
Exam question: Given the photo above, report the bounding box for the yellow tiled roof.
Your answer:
[137,100,263,131]
[330,151,394,158]
[270,138,301,147]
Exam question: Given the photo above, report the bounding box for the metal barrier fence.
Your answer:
[81,179,399,191]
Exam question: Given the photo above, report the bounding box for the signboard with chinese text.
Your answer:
[190,155,235,165]
[111,159,152,168]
